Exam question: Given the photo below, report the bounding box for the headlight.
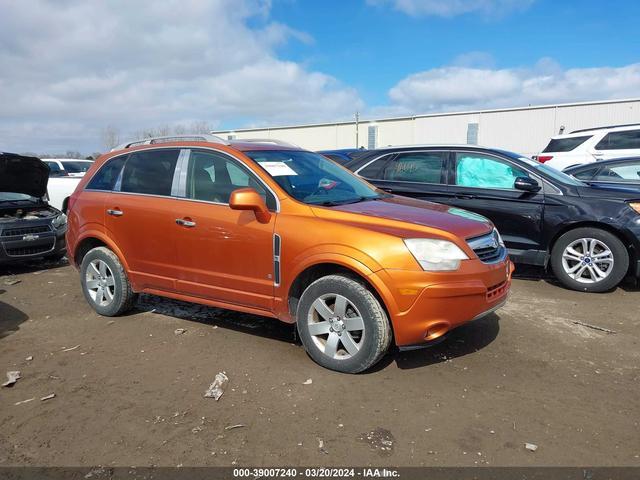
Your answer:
[404,238,469,271]
[629,202,640,215]
[52,213,67,229]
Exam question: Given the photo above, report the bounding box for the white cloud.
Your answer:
[387,59,640,113]
[366,0,534,17]
[0,0,361,153]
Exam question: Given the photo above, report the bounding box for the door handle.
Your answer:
[380,187,394,193]
[106,209,123,216]
[176,218,196,227]
[455,193,476,200]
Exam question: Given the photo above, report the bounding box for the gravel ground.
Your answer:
[0,260,639,467]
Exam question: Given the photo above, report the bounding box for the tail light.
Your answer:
[537,155,553,163]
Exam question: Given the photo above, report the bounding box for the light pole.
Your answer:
[355,111,359,148]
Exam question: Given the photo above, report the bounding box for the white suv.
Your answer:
[43,158,94,177]
[537,124,640,171]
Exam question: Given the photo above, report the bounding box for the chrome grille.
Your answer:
[467,230,504,263]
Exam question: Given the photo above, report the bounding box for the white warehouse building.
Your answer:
[214,98,640,157]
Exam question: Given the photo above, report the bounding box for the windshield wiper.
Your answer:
[312,196,381,206]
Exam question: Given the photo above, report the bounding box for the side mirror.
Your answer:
[229,188,271,223]
[514,176,541,192]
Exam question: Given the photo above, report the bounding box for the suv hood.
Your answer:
[312,195,493,239]
[0,153,49,198]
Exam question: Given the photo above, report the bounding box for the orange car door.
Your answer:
[104,148,184,292]
[173,149,277,311]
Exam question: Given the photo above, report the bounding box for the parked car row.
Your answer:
[2,133,639,373]
[343,145,640,292]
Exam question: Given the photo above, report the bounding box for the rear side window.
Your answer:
[358,154,394,179]
[595,130,640,150]
[383,152,445,183]
[571,166,599,181]
[120,149,180,196]
[45,161,64,177]
[593,162,640,182]
[86,156,127,190]
[542,136,591,152]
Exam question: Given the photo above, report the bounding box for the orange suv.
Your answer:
[66,135,513,373]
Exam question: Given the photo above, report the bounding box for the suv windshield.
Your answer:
[0,192,38,203]
[244,150,383,205]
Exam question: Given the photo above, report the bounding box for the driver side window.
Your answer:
[186,150,276,210]
[454,153,528,189]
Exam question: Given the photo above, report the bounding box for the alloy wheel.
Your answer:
[307,293,365,360]
[85,259,116,306]
[561,238,614,284]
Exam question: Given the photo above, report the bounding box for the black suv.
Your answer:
[345,146,640,292]
[0,152,67,264]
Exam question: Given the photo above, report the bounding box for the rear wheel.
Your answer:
[296,275,391,373]
[551,228,628,292]
[80,246,137,316]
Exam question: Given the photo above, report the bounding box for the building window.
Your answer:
[227,135,236,140]
[466,123,479,144]
[367,125,378,149]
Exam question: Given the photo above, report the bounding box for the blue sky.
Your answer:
[269,0,640,108]
[1,0,639,153]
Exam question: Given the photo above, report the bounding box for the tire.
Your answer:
[550,228,629,293]
[296,274,391,373]
[80,246,138,316]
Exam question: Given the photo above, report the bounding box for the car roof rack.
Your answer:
[570,123,640,134]
[111,134,227,151]
[227,138,299,148]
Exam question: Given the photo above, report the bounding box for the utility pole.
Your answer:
[355,111,360,148]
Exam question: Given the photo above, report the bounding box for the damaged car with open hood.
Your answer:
[0,152,68,264]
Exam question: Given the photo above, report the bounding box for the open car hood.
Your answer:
[0,152,49,198]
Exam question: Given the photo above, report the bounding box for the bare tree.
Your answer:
[188,120,212,134]
[65,150,82,159]
[101,125,121,151]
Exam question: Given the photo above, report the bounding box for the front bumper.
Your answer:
[0,224,66,264]
[371,255,514,347]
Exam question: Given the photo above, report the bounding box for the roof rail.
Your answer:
[111,134,227,151]
[570,123,640,134]
[228,138,299,148]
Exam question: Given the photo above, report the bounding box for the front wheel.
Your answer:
[550,228,629,292]
[296,275,391,373]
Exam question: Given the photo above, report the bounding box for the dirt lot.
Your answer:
[1,260,639,467]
